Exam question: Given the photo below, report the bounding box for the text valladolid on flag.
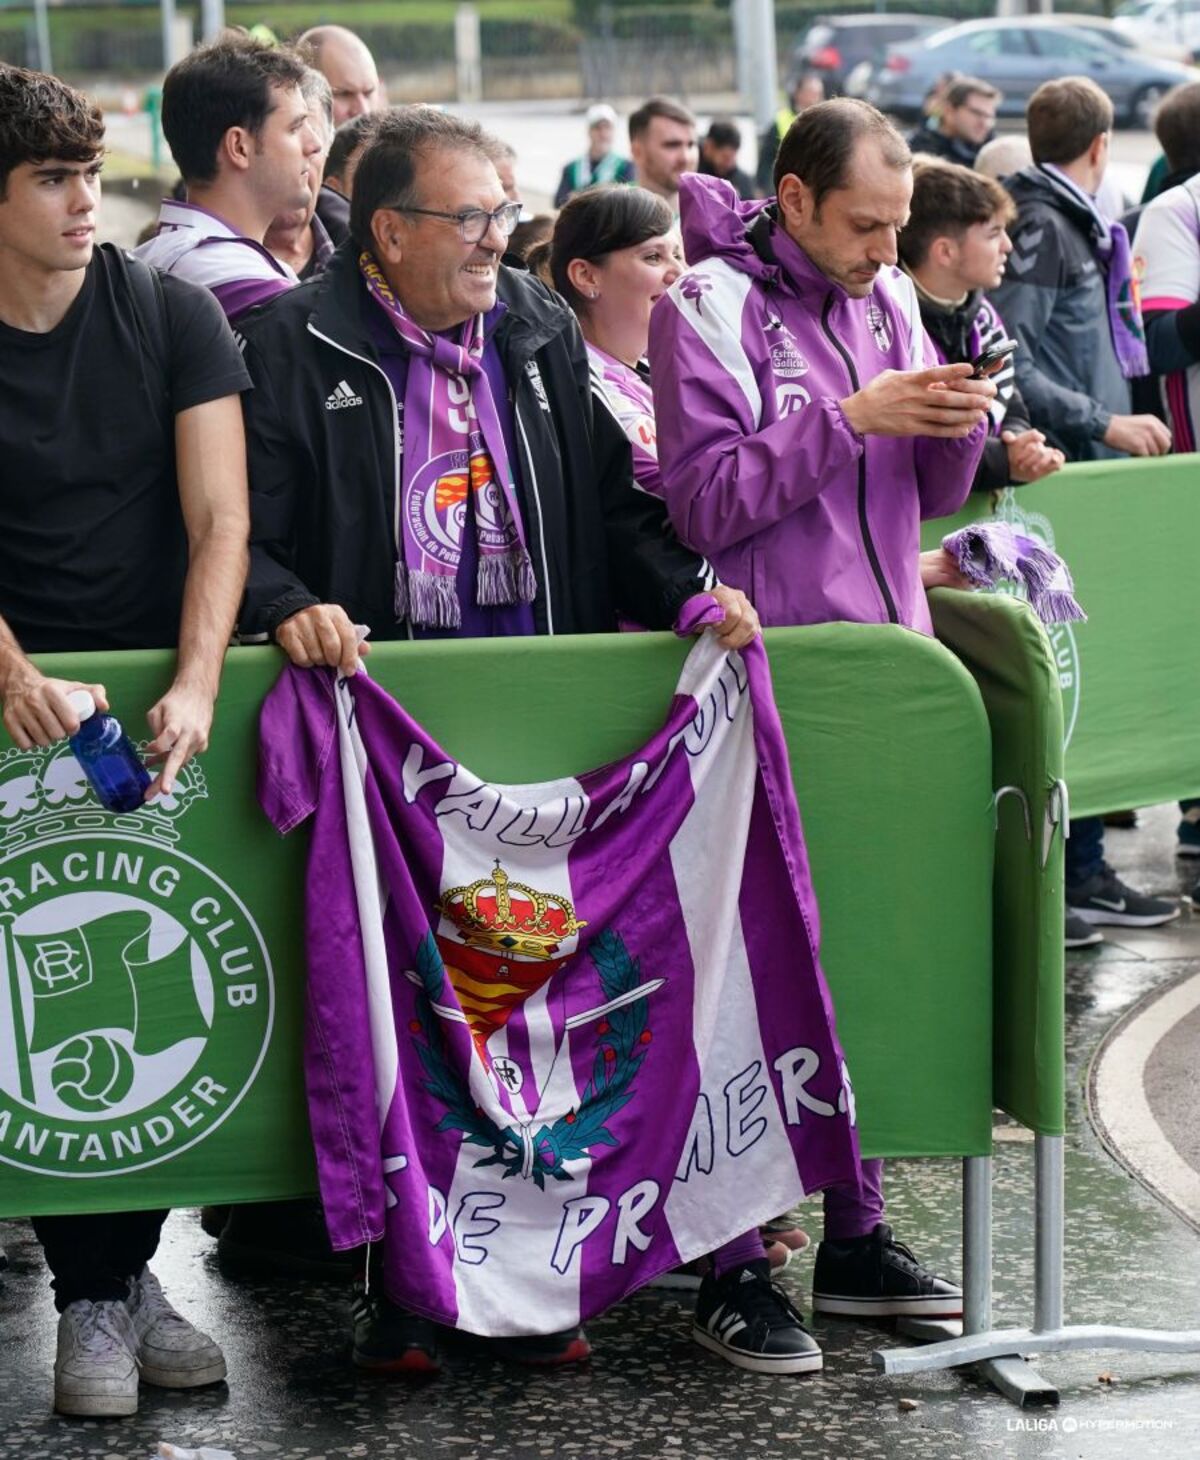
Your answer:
[259,633,862,1338]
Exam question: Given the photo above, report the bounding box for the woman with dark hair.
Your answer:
[551,185,683,500]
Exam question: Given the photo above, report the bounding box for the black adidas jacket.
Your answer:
[237,243,710,640]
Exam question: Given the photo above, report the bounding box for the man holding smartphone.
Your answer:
[650,98,996,633]
[650,99,992,1344]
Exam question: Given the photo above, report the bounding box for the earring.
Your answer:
[590,290,600,300]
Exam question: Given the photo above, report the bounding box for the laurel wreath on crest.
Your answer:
[408,928,652,1190]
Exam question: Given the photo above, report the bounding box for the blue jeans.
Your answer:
[1065,816,1105,887]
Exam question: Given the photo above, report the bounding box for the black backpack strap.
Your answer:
[116,247,171,405]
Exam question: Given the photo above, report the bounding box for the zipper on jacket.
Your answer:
[514,401,555,635]
[306,320,409,635]
[819,293,899,625]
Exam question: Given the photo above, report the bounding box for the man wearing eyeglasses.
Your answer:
[238,107,752,667]
[907,77,1000,168]
[236,105,756,1370]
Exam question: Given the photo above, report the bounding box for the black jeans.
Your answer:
[32,1209,168,1312]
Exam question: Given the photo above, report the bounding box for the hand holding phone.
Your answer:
[971,338,1018,379]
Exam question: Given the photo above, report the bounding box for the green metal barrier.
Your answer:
[0,626,994,1217]
[930,590,1066,1137]
[923,455,1200,817]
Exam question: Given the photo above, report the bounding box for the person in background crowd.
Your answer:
[990,76,1177,946]
[0,64,250,1419]
[553,101,635,207]
[136,34,322,321]
[975,133,1031,184]
[990,78,1172,466]
[921,70,962,123]
[236,110,758,1374]
[907,77,999,167]
[898,159,1063,493]
[298,23,382,125]
[507,212,554,263]
[490,138,521,205]
[265,67,340,277]
[699,117,756,202]
[628,95,698,214]
[1130,81,1200,867]
[756,71,824,197]
[1125,80,1200,240]
[319,110,381,244]
[650,100,990,1369]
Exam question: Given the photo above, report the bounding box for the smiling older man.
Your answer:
[235,104,758,1373]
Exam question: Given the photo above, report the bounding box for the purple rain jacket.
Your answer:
[648,175,987,634]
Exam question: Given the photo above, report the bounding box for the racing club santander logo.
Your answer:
[0,742,273,1178]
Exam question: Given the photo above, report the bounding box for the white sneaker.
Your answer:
[126,1267,226,1388]
[54,1298,139,1417]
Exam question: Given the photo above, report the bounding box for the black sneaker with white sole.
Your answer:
[1066,865,1180,928]
[812,1223,962,1319]
[693,1260,822,1375]
[1065,912,1103,949]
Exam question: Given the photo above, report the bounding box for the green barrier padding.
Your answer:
[0,626,993,1217]
[923,455,1200,817]
[931,591,1066,1137]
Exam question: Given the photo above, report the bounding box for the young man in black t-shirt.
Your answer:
[0,66,251,1418]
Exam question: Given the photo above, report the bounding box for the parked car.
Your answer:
[1115,0,1200,60]
[789,13,945,97]
[868,16,1199,127]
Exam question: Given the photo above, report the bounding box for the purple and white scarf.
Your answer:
[360,253,536,628]
[1039,165,1149,380]
[942,521,1086,625]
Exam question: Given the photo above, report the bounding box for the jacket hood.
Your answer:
[1006,164,1097,237]
[679,173,772,277]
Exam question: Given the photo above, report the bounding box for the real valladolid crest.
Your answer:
[0,740,273,1178]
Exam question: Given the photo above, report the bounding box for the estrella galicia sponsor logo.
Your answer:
[325,379,363,411]
[0,746,273,1178]
[769,338,810,379]
[994,490,1081,746]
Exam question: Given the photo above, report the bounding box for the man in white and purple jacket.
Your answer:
[137,34,323,322]
[651,98,994,635]
[651,98,993,1323]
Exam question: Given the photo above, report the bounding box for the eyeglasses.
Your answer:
[388,201,523,245]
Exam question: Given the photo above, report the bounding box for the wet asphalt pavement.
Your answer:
[2,805,1199,1460]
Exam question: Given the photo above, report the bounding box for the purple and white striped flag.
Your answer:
[259,632,862,1337]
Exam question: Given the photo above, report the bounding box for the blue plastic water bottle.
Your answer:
[67,690,151,812]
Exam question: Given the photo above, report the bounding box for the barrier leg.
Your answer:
[872,1133,1200,1394]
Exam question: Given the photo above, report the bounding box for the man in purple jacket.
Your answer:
[651,98,994,1329]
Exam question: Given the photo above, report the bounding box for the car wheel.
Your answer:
[1129,83,1167,130]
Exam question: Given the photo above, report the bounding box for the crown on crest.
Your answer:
[436,858,586,962]
[0,741,207,853]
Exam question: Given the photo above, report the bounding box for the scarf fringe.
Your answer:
[476,548,538,608]
[404,568,463,630]
[942,522,1087,625]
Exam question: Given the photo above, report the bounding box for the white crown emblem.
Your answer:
[0,742,207,853]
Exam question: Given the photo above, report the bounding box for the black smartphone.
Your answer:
[970,338,1019,378]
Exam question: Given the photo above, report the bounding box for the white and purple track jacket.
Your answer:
[649,175,986,633]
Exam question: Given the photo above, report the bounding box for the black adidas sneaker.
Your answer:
[812,1223,962,1319]
[692,1260,822,1375]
